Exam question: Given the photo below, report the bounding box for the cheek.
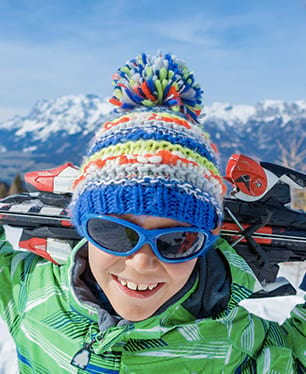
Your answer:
[88,243,117,277]
[166,259,197,285]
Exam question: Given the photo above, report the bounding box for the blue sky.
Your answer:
[0,0,305,121]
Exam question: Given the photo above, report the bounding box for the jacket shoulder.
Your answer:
[0,227,67,333]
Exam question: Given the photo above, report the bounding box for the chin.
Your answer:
[114,306,157,322]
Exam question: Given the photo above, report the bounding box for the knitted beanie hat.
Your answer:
[71,52,226,235]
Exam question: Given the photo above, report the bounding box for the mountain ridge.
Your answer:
[0,95,305,183]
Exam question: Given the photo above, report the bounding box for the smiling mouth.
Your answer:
[112,275,163,295]
[118,278,159,291]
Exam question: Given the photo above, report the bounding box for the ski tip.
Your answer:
[24,162,80,194]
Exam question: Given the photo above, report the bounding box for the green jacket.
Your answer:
[0,229,305,373]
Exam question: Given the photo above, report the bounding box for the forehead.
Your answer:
[112,214,191,229]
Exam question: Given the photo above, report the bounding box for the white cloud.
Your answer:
[153,18,219,47]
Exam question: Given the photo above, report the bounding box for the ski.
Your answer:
[0,154,305,293]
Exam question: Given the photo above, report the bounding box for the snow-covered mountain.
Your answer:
[0,95,305,183]
[0,94,113,141]
[202,100,306,170]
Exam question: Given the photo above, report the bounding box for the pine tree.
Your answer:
[8,174,25,196]
[0,183,9,198]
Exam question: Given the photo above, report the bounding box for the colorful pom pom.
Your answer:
[109,52,203,121]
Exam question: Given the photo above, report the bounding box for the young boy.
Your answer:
[0,52,305,373]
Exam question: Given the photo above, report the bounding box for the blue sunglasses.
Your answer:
[81,214,216,263]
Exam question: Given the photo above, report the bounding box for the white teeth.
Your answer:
[138,284,149,291]
[127,281,137,290]
[118,278,159,291]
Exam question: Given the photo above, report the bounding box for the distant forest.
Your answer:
[0,174,24,198]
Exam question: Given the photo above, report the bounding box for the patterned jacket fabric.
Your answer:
[0,228,305,373]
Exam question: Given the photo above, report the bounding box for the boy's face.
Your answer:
[88,214,197,321]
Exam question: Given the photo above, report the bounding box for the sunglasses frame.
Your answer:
[81,214,216,263]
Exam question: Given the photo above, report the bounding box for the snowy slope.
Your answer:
[0,94,113,141]
[1,96,305,137]
[203,99,306,126]
[240,262,305,323]
[0,319,18,374]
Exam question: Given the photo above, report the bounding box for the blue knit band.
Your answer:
[72,183,219,236]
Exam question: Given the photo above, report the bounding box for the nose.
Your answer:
[125,244,160,272]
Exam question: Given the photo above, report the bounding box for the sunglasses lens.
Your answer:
[157,231,206,259]
[87,218,139,252]
[86,217,209,261]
